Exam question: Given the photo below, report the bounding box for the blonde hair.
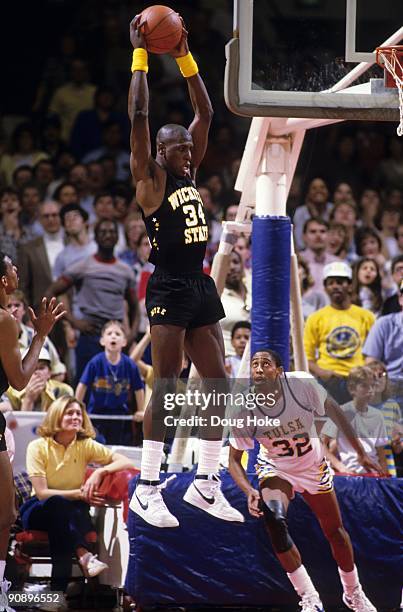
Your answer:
[346,366,375,392]
[37,395,95,439]
[101,319,126,336]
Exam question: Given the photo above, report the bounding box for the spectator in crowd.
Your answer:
[381,254,403,315]
[91,191,127,254]
[12,165,34,191]
[363,279,403,383]
[6,347,73,411]
[70,86,129,160]
[377,206,401,259]
[225,320,251,378]
[87,161,107,195]
[18,201,64,314]
[6,289,63,377]
[234,235,251,272]
[220,250,251,356]
[297,256,327,319]
[53,181,79,207]
[46,219,138,380]
[68,163,95,221]
[358,188,381,229]
[354,226,387,270]
[54,204,96,279]
[321,366,388,476]
[0,188,33,262]
[112,183,133,229]
[300,218,339,296]
[223,202,239,223]
[198,183,222,244]
[332,181,355,206]
[367,360,402,477]
[293,178,333,250]
[325,222,349,262]
[304,262,375,403]
[21,395,133,593]
[82,120,130,182]
[329,201,359,260]
[0,123,48,186]
[49,59,96,142]
[33,159,55,200]
[351,257,394,317]
[19,183,43,237]
[76,321,144,445]
[118,212,146,267]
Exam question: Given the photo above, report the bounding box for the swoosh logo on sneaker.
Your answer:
[193,483,215,505]
[134,490,148,511]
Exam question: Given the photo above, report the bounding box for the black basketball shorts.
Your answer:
[146,269,225,328]
[0,412,7,452]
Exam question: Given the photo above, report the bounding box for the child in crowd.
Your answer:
[367,360,402,477]
[76,320,144,445]
[321,366,389,475]
[225,321,251,378]
[351,257,395,316]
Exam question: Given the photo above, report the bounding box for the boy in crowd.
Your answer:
[321,366,389,475]
[225,321,251,379]
[76,320,144,445]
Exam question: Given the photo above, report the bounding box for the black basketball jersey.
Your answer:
[0,306,9,395]
[143,171,209,274]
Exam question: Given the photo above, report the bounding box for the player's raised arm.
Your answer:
[128,17,153,185]
[169,25,213,175]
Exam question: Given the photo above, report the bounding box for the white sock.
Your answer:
[287,565,318,598]
[196,440,222,475]
[339,565,359,594]
[0,560,5,582]
[140,440,164,482]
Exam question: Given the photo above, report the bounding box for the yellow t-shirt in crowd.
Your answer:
[303,304,375,377]
[26,436,113,491]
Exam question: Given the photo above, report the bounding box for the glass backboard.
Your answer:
[224,0,403,120]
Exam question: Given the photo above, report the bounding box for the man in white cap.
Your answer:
[303,261,375,403]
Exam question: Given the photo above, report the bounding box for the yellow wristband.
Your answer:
[175,52,199,78]
[131,48,149,73]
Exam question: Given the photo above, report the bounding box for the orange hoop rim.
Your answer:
[376,45,403,67]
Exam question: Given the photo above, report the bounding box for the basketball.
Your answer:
[139,5,182,54]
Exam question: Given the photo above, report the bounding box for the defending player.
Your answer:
[0,251,65,598]
[128,18,242,527]
[229,349,377,612]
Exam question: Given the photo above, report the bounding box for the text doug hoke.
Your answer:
[164,415,281,428]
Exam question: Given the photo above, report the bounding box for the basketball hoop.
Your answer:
[376,45,403,136]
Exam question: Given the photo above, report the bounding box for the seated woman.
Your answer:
[20,395,133,595]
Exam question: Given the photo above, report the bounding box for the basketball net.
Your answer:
[376,46,403,136]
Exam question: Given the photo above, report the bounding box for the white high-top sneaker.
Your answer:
[129,475,179,528]
[299,591,324,612]
[183,474,244,522]
[343,586,377,611]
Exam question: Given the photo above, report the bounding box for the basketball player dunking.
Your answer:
[0,252,65,596]
[128,18,243,527]
[229,350,377,612]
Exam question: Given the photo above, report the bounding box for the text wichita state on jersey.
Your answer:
[143,173,209,274]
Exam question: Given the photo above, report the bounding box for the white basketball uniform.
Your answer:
[230,372,333,496]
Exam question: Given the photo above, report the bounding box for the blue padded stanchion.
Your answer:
[251,216,291,369]
[126,473,402,609]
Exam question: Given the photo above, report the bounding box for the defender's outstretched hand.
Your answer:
[28,297,66,338]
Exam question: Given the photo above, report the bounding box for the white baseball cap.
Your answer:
[21,347,51,362]
[323,261,352,281]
